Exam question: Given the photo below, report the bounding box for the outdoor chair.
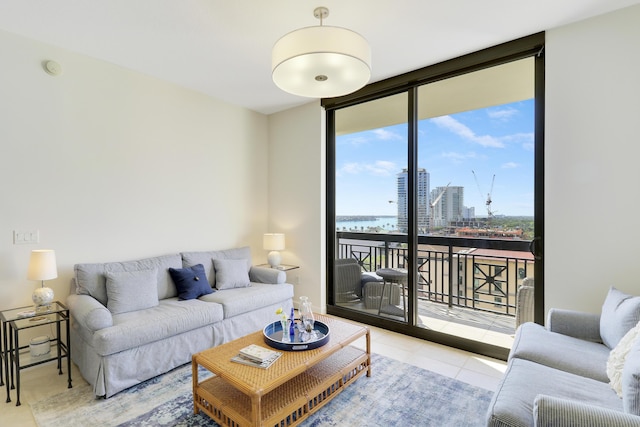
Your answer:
[334,258,364,303]
[515,277,535,328]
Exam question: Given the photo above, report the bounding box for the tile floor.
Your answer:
[2,319,507,427]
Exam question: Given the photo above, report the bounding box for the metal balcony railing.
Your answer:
[336,232,534,317]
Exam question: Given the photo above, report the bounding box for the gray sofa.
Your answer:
[486,287,640,426]
[66,246,294,398]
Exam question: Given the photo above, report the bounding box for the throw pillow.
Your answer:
[622,335,640,415]
[607,321,640,397]
[105,269,159,315]
[213,258,251,290]
[168,264,214,300]
[600,287,640,349]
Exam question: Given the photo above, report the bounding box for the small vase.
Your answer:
[299,296,315,333]
[280,319,290,343]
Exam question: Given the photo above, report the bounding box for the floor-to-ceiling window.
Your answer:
[325,33,544,360]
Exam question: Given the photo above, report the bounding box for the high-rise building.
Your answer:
[431,186,465,227]
[396,168,429,233]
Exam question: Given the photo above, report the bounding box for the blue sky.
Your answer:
[335,98,535,217]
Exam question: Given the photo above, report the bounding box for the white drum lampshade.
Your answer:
[272,7,371,98]
[27,249,57,307]
[263,233,285,268]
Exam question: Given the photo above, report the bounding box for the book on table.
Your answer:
[239,344,281,363]
[231,352,282,369]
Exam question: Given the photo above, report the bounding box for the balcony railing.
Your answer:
[336,232,534,318]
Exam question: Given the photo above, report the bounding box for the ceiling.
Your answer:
[1,0,638,115]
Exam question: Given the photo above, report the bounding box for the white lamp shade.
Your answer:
[27,250,58,281]
[272,25,371,98]
[263,233,285,251]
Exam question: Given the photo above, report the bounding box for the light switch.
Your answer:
[13,230,39,244]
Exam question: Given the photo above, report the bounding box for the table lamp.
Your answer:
[27,249,57,309]
[263,233,285,268]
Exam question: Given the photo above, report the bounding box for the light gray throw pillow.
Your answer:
[105,269,159,314]
[622,335,640,415]
[213,258,251,290]
[600,287,640,349]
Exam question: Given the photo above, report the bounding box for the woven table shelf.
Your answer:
[192,315,370,427]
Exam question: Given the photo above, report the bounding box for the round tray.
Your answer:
[263,320,330,351]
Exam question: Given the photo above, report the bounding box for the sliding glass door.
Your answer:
[332,92,409,319]
[414,58,535,347]
[326,34,544,360]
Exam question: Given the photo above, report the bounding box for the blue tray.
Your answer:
[263,320,330,351]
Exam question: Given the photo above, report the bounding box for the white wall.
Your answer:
[268,102,326,313]
[0,30,269,310]
[545,4,640,313]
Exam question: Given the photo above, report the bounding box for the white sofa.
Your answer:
[66,246,294,398]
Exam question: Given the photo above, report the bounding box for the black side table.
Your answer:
[0,301,72,406]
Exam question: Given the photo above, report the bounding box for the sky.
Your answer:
[335,98,535,217]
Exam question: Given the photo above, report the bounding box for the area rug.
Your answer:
[31,353,493,427]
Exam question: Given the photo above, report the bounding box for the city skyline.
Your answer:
[335,98,535,217]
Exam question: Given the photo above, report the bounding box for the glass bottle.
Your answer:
[289,307,296,340]
[299,296,315,333]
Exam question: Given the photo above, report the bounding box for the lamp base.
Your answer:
[32,287,54,308]
[267,251,282,268]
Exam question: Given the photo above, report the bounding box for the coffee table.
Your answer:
[192,314,370,427]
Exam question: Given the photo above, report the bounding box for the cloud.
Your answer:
[501,162,519,169]
[341,135,370,146]
[340,162,363,174]
[441,151,478,164]
[371,128,403,141]
[487,108,518,121]
[340,128,403,146]
[431,115,504,148]
[367,160,397,176]
[338,160,398,177]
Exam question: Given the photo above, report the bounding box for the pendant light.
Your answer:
[272,6,371,98]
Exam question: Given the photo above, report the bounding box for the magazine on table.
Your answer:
[239,344,282,363]
[231,351,282,369]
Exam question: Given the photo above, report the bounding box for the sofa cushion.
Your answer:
[622,334,640,415]
[105,269,159,315]
[213,258,251,290]
[181,247,252,288]
[486,358,622,427]
[199,283,294,319]
[91,298,224,356]
[510,322,610,382]
[607,321,640,397]
[168,264,214,300]
[75,253,183,306]
[600,287,640,349]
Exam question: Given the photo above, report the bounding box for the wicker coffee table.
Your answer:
[192,315,370,427]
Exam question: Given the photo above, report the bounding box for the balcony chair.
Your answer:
[334,258,365,303]
[515,277,535,328]
[334,259,401,310]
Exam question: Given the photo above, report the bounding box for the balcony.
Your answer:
[334,231,535,349]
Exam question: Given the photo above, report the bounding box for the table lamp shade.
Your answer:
[263,233,285,251]
[263,233,285,268]
[27,249,57,307]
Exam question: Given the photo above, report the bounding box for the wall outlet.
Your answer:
[13,230,39,244]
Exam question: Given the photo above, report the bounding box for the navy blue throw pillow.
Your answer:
[168,264,214,300]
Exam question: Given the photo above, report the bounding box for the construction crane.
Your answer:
[429,182,450,234]
[472,171,496,227]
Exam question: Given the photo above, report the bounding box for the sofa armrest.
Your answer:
[534,395,640,427]
[546,308,602,342]
[67,293,113,332]
[249,266,286,284]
